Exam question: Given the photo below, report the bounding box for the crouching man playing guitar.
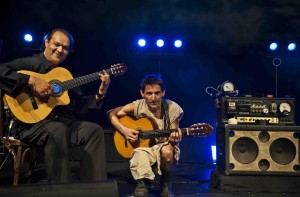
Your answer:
[108,74,213,197]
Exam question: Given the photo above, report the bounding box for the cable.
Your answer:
[205,86,220,96]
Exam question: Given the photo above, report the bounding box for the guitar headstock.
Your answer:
[187,123,214,137]
[110,63,127,76]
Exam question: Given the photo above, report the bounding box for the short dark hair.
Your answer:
[139,74,166,92]
[41,28,74,50]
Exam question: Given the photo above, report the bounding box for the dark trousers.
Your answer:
[17,120,107,183]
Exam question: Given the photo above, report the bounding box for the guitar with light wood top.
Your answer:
[114,115,213,158]
[4,63,127,124]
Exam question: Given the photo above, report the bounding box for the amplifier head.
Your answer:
[216,97,295,125]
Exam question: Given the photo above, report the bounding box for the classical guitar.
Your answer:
[114,115,213,158]
[4,63,127,124]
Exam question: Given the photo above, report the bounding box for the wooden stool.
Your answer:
[1,136,35,185]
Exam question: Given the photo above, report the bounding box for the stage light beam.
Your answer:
[288,43,296,51]
[269,42,278,51]
[174,40,182,48]
[24,33,33,42]
[138,39,146,47]
[156,39,164,47]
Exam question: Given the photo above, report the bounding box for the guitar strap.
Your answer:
[162,99,170,130]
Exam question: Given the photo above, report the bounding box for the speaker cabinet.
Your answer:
[217,124,300,175]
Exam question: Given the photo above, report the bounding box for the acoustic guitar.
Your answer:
[4,63,127,124]
[114,115,213,158]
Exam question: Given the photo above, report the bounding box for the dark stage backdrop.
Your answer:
[1,0,300,164]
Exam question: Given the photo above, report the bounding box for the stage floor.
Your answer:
[1,160,300,196]
[117,181,300,197]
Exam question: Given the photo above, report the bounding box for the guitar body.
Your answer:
[113,115,213,158]
[114,116,159,159]
[4,67,73,124]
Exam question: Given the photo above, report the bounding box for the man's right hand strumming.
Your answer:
[28,76,53,97]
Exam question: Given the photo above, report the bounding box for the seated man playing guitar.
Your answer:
[108,74,213,197]
[0,28,111,183]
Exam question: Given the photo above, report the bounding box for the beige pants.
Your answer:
[129,142,180,180]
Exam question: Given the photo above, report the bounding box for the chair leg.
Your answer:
[22,148,36,183]
[12,145,22,185]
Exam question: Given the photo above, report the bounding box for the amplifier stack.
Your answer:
[215,96,300,176]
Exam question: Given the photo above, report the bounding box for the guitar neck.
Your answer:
[61,69,111,91]
[139,128,191,139]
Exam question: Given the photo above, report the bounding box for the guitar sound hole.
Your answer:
[50,80,63,96]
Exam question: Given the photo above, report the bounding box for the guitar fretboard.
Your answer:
[137,126,210,139]
[61,69,112,91]
[138,128,192,139]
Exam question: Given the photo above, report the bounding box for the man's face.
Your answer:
[140,84,165,110]
[44,31,70,66]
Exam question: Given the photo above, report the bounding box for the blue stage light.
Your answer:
[269,42,278,51]
[288,43,296,51]
[174,40,182,48]
[156,39,164,47]
[24,33,33,42]
[211,145,216,164]
[138,39,146,47]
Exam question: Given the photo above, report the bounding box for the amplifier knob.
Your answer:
[262,108,269,114]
